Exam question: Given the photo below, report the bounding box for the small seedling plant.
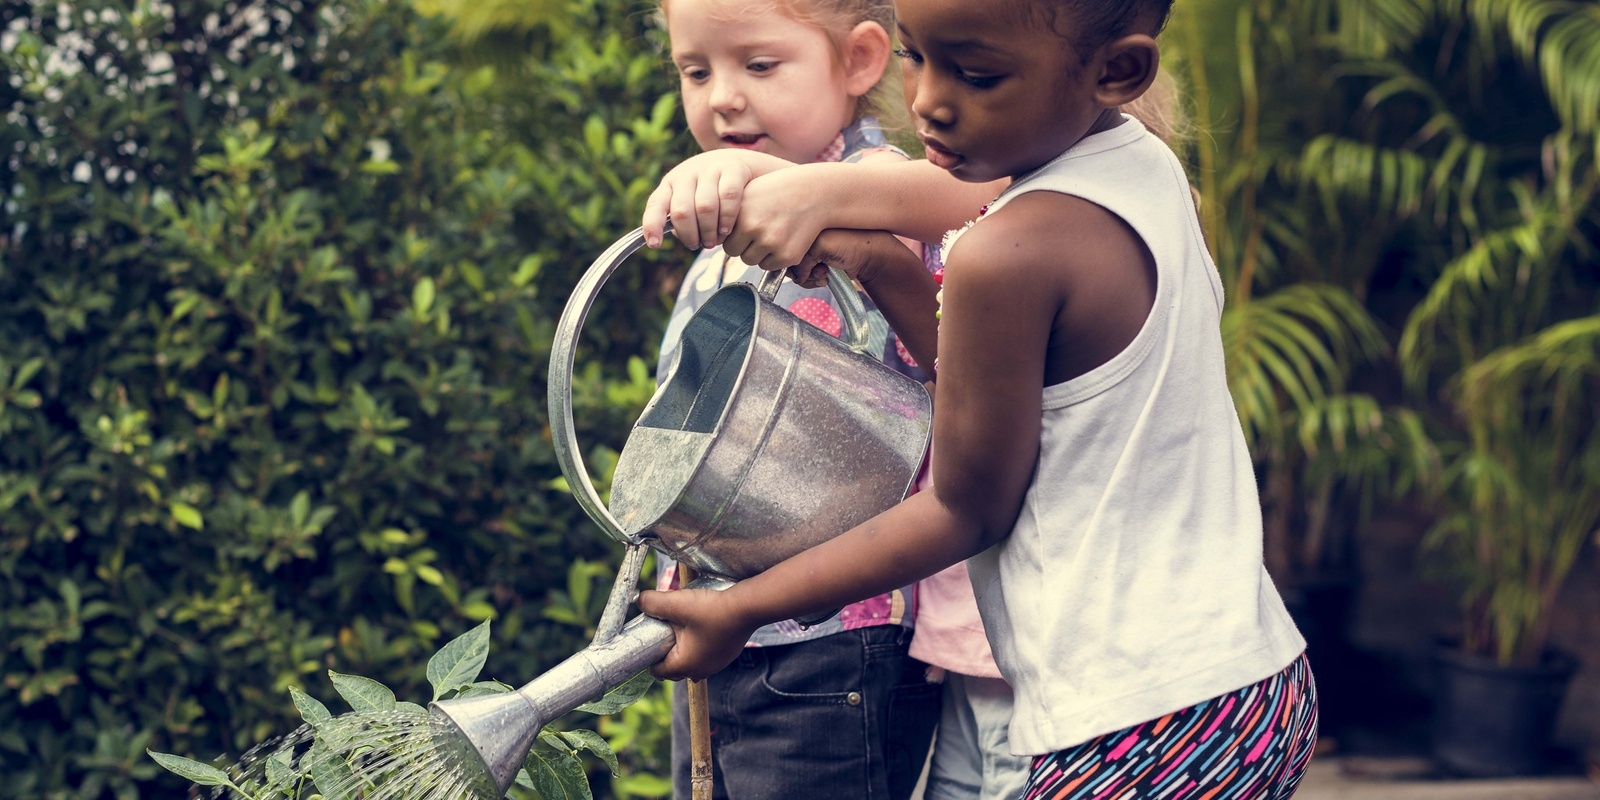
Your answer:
[148,621,650,799]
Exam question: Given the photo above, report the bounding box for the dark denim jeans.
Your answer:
[670,625,942,800]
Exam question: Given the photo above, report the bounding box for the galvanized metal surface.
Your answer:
[607,262,931,580]
[547,227,652,545]
[432,575,735,798]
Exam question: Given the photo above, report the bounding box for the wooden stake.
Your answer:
[679,563,714,800]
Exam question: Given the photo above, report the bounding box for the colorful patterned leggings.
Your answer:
[1023,653,1318,800]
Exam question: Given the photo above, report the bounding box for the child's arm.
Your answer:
[637,206,1058,681]
[787,229,941,371]
[643,156,1003,257]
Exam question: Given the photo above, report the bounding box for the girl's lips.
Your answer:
[922,139,962,170]
[721,133,766,150]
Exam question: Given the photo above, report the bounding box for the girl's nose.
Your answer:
[908,71,953,127]
[709,74,745,115]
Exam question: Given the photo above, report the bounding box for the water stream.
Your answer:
[211,709,483,800]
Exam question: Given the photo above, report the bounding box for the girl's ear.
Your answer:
[842,21,892,98]
[1094,34,1159,108]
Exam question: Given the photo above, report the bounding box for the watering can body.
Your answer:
[608,276,932,579]
[432,228,933,800]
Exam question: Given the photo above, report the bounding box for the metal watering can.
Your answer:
[429,226,932,797]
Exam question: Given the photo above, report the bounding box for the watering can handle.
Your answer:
[548,226,662,545]
[756,266,874,356]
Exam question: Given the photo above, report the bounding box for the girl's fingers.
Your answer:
[741,244,775,271]
[721,228,753,262]
[642,183,672,248]
[666,177,703,251]
[692,170,725,250]
[756,250,797,274]
[715,169,746,248]
[789,263,829,288]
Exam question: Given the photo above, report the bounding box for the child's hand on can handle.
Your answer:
[643,150,790,251]
[780,229,897,288]
[637,585,760,682]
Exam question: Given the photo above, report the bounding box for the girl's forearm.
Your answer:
[726,490,986,627]
[858,236,940,370]
[760,160,1004,244]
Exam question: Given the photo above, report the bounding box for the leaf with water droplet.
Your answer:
[514,767,537,790]
[328,670,396,713]
[455,680,513,700]
[557,729,619,776]
[265,749,295,788]
[426,620,490,701]
[575,669,653,715]
[396,701,428,715]
[306,741,357,800]
[524,741,592,800]
[291,686,332,728]
[147,750,237,788]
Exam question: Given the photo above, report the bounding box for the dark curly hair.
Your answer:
[1036,0,1176,58]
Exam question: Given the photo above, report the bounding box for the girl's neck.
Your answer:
[1006,109,1127,187]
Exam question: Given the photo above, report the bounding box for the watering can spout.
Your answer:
[428,576,733,798]
[431,691,543,799]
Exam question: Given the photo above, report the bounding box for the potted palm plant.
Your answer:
[1167,0,1440,727]
[1372,0,1600,776]
[1170,0,1599,768]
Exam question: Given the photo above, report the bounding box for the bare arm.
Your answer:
[723,160,1004,271]
[637,207,1057,680]
[642,153,1004,259]
[788,229,941,372]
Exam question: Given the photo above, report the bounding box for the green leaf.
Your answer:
[414,277,435,315]
[290,686,332,728]
[575,669,653,715]
[265,749,295,788]
[426,620,491,701]
[307,741,356,800]
[169,502,203,530]
[558,729,619,776]
[525,742,593,800]
[328,670,396,712]
[147,751,235,788]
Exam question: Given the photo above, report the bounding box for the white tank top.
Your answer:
[955,116,1305,755]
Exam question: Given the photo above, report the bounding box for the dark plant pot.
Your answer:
[1430,644,1578,777]
[1283,572,1359,731]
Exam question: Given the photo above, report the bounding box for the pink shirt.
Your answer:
[907,445,1003,679]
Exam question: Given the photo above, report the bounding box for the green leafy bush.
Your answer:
[0,0,692,796]
[148,621,653,800]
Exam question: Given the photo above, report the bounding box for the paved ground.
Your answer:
[911,753,1600,799]
[1295,757,1600,800]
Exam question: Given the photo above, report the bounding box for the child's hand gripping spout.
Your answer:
[642,150,791,251]
[637,586,759,681]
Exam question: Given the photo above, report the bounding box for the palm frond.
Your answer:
[1397,201,1571,390]
[1223,283,1389,450]
[1330,0,1435,57]
[1467,0,1600,133]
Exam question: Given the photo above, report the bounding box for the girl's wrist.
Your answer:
[856,234,921,286]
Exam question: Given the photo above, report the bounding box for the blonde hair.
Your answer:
[1122,67,1190,147]
[660,0,904,128]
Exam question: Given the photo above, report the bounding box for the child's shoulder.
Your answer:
[955,190,1145,276]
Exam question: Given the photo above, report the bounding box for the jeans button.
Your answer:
[847,692,862,706]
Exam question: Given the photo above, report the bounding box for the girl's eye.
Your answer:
[958,72,1000,89]
[747,60,778,74]
[679,66,709,83]
[892,47,922,64]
